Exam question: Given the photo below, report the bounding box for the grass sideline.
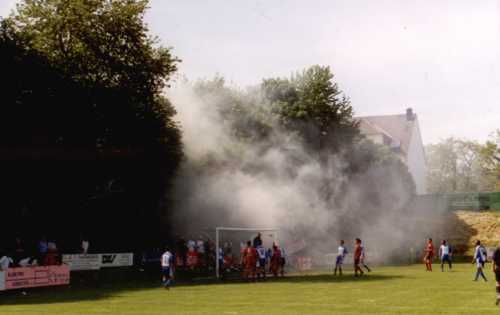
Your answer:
[0,263,497,314]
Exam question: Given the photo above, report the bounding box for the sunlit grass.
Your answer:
[0,263,497,314]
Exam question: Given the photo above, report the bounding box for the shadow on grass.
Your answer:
[0,269,404,306]
[182,273,405,287]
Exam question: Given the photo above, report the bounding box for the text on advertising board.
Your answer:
[5,265,70,290]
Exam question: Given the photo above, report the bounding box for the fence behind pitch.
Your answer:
[412,192,500,211]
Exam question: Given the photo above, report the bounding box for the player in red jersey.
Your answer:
[270,244,282,277]
[354,238,364,277]
[242,241,257,281]
[423,238,434,271]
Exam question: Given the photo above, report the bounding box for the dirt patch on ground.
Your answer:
[399,210,498,257]
[444,211,500,255]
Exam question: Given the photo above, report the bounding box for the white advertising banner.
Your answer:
[62,253,134,270]
[0,271,5,291]
[99,253,134,268]
[62,254,101,271]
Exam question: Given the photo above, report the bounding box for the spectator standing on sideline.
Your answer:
[0,252,13,271]
[13,237,25,266]
[81,235,90,254]
[38,236,48,265]
[44,240,59,266]
[18,256,37,267]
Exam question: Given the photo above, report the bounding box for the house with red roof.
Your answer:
[358,108,427,194]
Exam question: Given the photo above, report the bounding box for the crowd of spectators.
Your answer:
[0,236,91,271]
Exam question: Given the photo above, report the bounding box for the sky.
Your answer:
[2,0,499,144]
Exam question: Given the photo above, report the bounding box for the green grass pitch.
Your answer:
[0,263,497,314]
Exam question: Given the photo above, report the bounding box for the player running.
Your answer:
[473,240,487,282]
[360,241,372,272]
[439,240,452,271]
[354,238,364,277]
[423,238,434,271]
[334,240,347,276]
[492,247,500,305]
[161,246,175,290]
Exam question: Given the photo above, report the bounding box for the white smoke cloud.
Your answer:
[165,80,446,263]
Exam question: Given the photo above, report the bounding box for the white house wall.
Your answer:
[407,119,427,194]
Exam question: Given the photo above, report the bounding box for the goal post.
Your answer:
[215,226,279,278]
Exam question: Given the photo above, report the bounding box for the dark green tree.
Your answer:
[7,0,181,150]
[262,65,359,154]
[0,0,183,250]
[194,77,273,143]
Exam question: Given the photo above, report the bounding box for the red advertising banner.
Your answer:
[0,271,5,291]
[5,265,70,290]
[295,256,312,271]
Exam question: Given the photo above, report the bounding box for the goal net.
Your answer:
[215,227,279,278]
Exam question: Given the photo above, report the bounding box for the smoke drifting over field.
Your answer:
[166,82,446,262]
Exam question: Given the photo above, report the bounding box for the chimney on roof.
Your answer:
[406,107,414,121]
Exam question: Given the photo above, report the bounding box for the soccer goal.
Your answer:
[215,227,279,278]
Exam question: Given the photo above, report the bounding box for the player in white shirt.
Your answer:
[473,240,487,282]
[161,246,175,289]
[439,240,452,271]
[256,245,267,280]
[334,240,347,276]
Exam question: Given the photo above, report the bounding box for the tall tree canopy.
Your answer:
[6,0,181,150]
[426,133,500,193]
[262,65,359,154]
[0,0,182,251]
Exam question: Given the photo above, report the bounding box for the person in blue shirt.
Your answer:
[439,240,453,272]
[473,240,487,282]
[334,240,347,276]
